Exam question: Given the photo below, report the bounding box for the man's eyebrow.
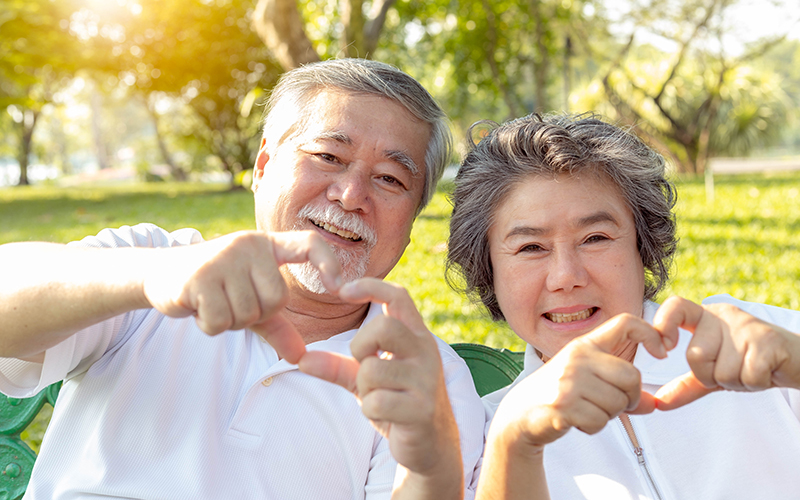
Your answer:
[306,131,419,176]
[385,150,420,176]
[504,211,620,241]
[309,131,352,145]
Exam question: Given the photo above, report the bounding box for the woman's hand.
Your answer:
[653,296,800,410]
[476,314,670,500]
[490,314,668,450]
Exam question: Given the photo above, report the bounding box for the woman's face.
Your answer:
[488,173,645,360]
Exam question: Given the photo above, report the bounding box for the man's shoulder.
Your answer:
[67,223,204,249]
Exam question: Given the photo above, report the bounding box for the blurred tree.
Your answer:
[251,0,398,69]
[752,38,800,152]
[599,0,793,174]
[0,0,84,185]
[75,0,284,186]
[368,0,611,134]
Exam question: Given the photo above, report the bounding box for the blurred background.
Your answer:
[1,0,799,187]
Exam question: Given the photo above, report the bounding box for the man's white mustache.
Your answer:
[297,204,377,248]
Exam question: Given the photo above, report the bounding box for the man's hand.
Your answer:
[298,278,463,499]
[143,230,342,363]
[490,314,668,451]
[653,296,800,410]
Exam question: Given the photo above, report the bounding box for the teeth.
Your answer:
[546,308,595,323]
[316,221,360,241]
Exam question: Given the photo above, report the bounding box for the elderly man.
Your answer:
[0,59,484,499]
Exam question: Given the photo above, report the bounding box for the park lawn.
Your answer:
[3,172,800,450]
[3,173,800,349]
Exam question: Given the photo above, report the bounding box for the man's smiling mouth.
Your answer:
[544,307,598,323]
[311,219,362,242]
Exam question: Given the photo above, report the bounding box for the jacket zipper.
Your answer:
[618,414,664,500]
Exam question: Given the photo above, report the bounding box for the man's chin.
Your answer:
[286,263,330,294]
[286,258,368,295]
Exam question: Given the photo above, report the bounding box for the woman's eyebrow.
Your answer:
[576,211,619,228]
[504,211,619,241]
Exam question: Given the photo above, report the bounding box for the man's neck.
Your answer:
[284,290,371,344]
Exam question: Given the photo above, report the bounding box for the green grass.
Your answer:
[3,172,800,450]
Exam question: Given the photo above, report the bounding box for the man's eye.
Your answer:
[317,153,338,162]
[381,175,404,187]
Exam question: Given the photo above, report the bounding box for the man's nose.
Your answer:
[327,168,370,212]
[545,248,589,293]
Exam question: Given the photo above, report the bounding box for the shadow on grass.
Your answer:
[679,215,800,231]
[679,234,800,255]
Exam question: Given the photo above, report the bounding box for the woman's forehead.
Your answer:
[490,173,633,234]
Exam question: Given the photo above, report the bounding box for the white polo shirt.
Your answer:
[0,224,485,500]
[483,296,800,500]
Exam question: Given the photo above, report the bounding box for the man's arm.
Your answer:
[299,278,466,500]
[0,242,151,361]
[0,230,342,363]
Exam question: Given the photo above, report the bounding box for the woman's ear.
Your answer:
[252,138,269,193]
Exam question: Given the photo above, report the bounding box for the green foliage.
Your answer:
[377,0,608,133]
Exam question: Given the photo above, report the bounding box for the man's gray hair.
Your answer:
[446,113,678,321]
[261,58,452,212]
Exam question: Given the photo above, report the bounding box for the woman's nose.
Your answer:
[545,249,589,293]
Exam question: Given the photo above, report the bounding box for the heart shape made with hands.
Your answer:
[651,296,800,411]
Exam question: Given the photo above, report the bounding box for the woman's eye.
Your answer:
[585,234,609,244]
[519,244,544,253]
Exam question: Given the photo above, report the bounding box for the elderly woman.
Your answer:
[447,113,800,500]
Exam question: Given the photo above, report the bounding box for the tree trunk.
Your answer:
[252,0,320,70]
[481,0,521,118]
[364,0,396,56]
[531,0,550,112]
[340,0,365,58]
[146,102,188,181]
[90,88,110,170]
[562,36,572,111]
[16,109,39,186]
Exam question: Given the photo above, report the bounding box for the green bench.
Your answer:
[0,344,523,499]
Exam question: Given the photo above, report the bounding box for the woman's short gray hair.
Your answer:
[446,113,678,321]
[261,58,452,212]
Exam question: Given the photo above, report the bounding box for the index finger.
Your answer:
[654,371,722,411]
[584,314,668,359]
[653,295,723,388]
[652,296,704,347]
[338,278,427,334]
[270,231,344,293]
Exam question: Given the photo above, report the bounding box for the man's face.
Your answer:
[252,89,431,293]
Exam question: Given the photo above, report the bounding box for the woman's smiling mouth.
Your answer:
[544,307,598,323]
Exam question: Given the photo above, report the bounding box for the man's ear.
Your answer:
[252,138,269,193]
